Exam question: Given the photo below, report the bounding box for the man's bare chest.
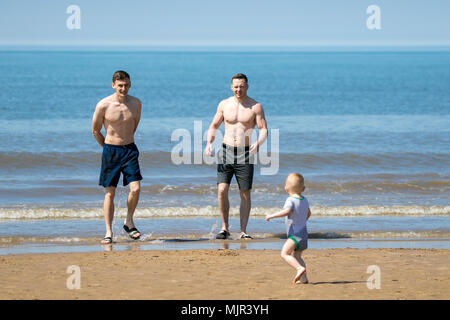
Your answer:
[223,104,255,125]
[105,103,136,123]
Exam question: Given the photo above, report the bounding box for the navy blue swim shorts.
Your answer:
[99,143,143,188]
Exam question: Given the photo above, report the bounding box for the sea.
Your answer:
[0,49,449,254]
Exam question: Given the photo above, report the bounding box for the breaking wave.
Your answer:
[0,205,448,220]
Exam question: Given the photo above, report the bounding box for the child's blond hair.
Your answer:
[286,173,305,194]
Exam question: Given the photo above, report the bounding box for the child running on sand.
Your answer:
[265,173,311,284]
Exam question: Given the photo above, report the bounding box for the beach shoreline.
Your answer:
[0,248,448,300]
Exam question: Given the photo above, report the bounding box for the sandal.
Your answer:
[240,232,253,239]
[101,236,113,244]
[215,230,230,240]
[123,224,141,240]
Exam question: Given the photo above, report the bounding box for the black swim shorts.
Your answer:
[217,144,254,190]
[99,143,143,188]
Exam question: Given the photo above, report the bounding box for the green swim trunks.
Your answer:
[288,234,308,251]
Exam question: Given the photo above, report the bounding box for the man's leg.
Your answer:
[235,163,253,236]
[239,189,251,234]
[217,183,230,231]
[124,180,141,238]
[102,186,116,242]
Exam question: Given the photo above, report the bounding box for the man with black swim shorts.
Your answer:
[92,70,143,244]
[205,73,268,239]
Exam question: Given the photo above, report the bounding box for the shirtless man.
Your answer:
[92,70,143,244]
[205,73,268,239]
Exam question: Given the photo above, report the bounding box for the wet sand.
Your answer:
[0,248,448,300]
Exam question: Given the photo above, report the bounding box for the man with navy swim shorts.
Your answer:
[92,70,143,244]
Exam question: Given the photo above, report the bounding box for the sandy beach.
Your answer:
[0,248,448,300]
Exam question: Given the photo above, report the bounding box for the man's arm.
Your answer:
[134,99,142,134]
[205,101,224,156]
[250,103,268,154]
[92,102,106,147]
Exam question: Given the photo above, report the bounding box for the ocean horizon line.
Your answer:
[1,44,450,52]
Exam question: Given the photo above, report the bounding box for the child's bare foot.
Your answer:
[293,267,306,284]
[295,271,308,284]
[295,278,309,284]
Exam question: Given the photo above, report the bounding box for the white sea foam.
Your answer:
[0,236,88,244]
[0,205,449,220]
[0,231,448,245]
[348,231,450,239]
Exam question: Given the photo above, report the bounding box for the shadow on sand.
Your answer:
[310,280,366,285]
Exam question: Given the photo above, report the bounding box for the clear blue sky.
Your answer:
[0,0,449,47]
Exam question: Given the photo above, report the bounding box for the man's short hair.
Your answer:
[112,70,130,83]
[231,73,248,84]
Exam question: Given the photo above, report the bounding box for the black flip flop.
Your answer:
[101,236,113,244]
[216,230,230,239]
[240,232,253,239]
[123,225,141,240]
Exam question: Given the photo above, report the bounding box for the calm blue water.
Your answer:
[0,50,449,252]
[2,51,449,120]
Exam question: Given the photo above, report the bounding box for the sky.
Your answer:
[0,0,449,47]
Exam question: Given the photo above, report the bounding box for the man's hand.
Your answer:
[204,143,213,157]
[265,213,271,221]
[249,142,259,154]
